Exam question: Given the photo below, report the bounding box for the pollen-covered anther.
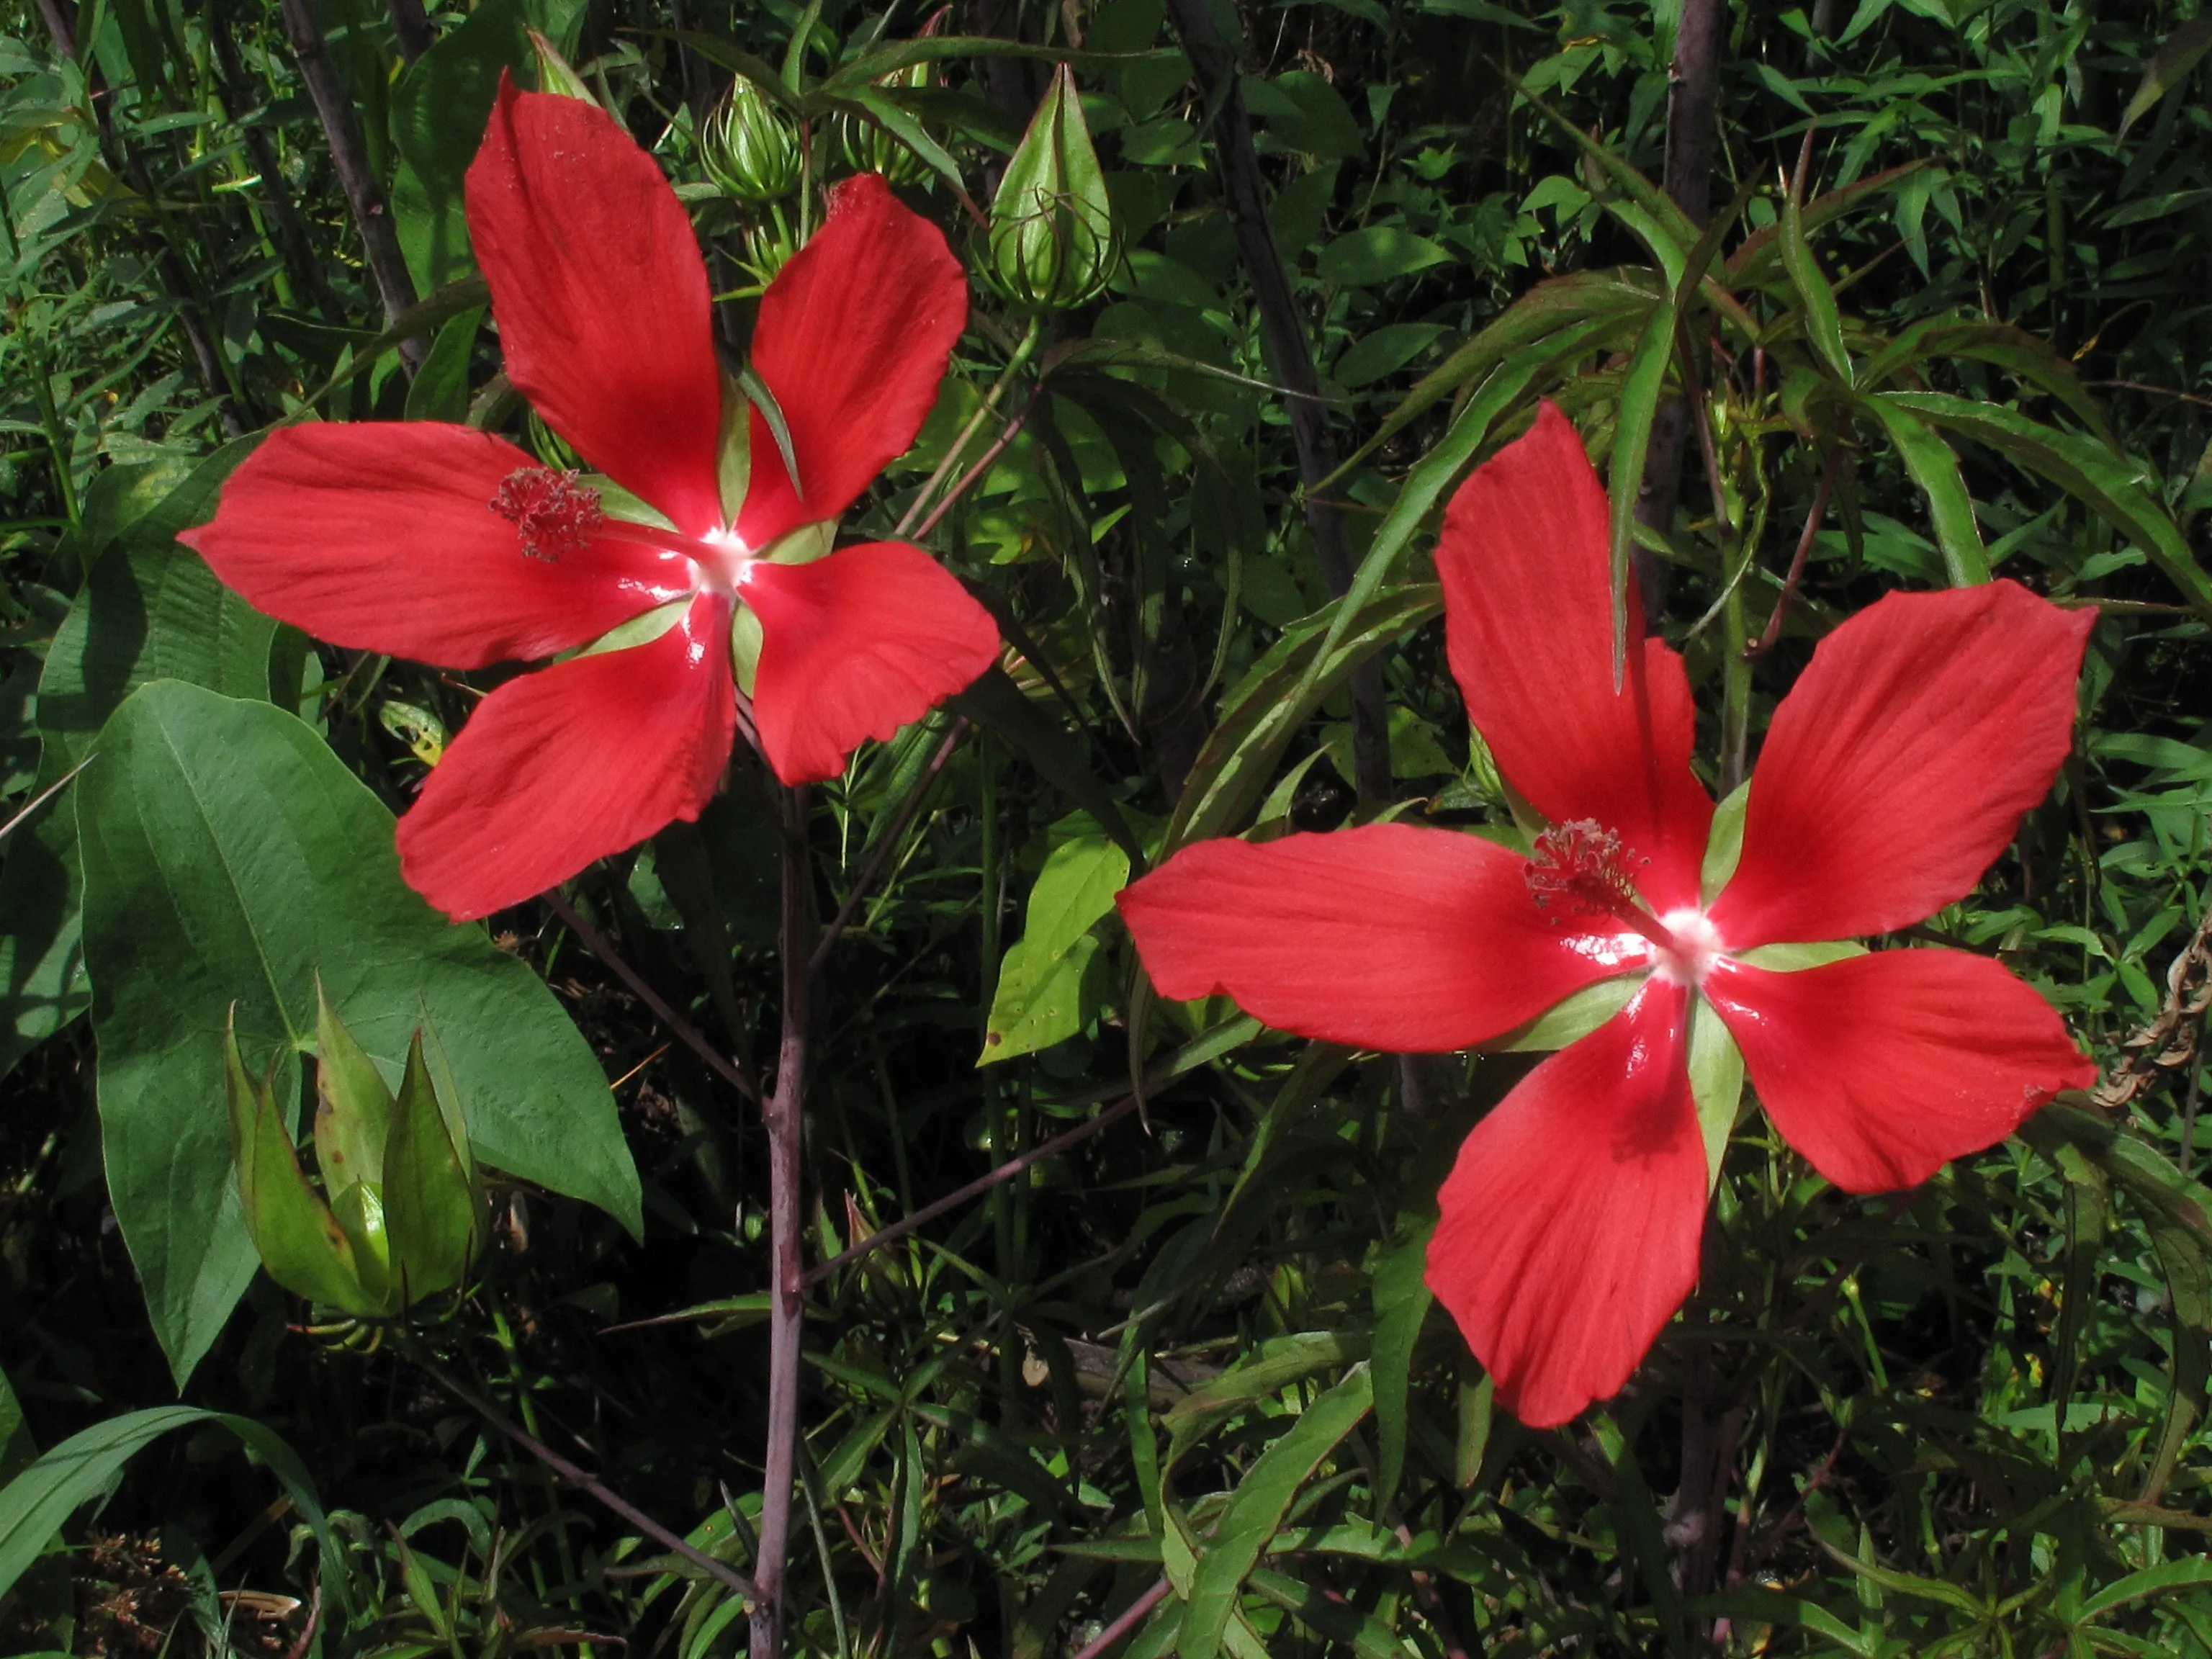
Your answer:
[1524,818,1642,918]
[490,466,603,562]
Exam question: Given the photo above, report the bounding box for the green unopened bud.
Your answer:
[703,76,803,204]
[225,989,485,1321]
[987,65,1117,312]
[529,30,593,102]
[832,55,935,186]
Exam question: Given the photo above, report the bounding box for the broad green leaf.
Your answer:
[225,1021,376,1315]
[0,1407,340,1611]
[401,305,483,423]
[390,0,587,293]
[0,1364,32,1487]
[981,935,1102,1064]
[1314,226,1451,287]
[1177,1367,1374,1659]
[382,1035,482,1305]
[77,680,638,1383]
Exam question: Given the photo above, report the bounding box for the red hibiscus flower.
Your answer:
[183,83,999,922]
[1116,403,2098,1428]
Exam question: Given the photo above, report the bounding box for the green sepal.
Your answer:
[575,597,689,660]
[224,1015,379,1316]
[731,603,764,697]
[1686,995,1746,1187]
[1700,779,1749,905]
[1494,973,1640,1053]
[1737,939,1868,971]
[328,1179,393,1312]
[716,366,752,529]
[313,979,392,1199]
[528,28,593,102]
[383,1033,483,1308]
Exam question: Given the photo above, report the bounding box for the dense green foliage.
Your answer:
[6,0,2212,1654]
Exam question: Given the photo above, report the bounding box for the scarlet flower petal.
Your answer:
[1426,978,1707,1427]
[1439,403,1713,913]
[1704,949,2095,1192]
[1116,823,1653,1053]
[736,175,968,549]
[1711,582,2095,948]
[467,81,725,538]
[741,542,999,785]
[181,423,691,667]
[395,596,737,921]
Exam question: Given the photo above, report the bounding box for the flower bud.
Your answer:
[528,30,593,102]
[225,988,484,1321]
[702,76,803,204]
[987,65,1117,312]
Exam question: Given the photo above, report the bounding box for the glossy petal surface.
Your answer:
[1118,823,1652,1053]
[1712,582,2094,948]
[467,82,724,538]
[395,596,736,920]
[737,174,968,548]
[1426,978,1706,1426]
[1706,949,2095,1192]
[1439,403,1713,913]
[181,423,691,669]
[742,541,999,785]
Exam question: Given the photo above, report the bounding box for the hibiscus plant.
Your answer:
[8,4,2212,1657]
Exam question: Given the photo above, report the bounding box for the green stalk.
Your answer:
[895,315,1046,539]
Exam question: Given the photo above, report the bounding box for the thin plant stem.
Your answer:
[1070,1576,1172,1659]
[750,783,814,1659]
[403,1338,760,1603]
[896,315,1046,539]
[913,388,1040,541]
[541,889,760,1103]
[1746,446,1842,660]
[803,1094,1140,1287]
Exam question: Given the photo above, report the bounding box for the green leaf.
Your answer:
[390,0,586,293]
[0,1407,341,1611]
[1177,1367,1374,1659]
[1861,399,1989,584]
[2120,19,2212,138]
[225,1019,377,1314]
[1781,184,1853,386]
[1163,1331,1370,1464]
[1370,1226,1432,1503]
[1607,301,1679,676]
[983,831,1130,1063]
[1314,226,1452,287]
[948,665,1143,863]
[1877,392,2212,619]
[77,680,639,1383]
[382,1034,482,1305]
[402,305,483,424]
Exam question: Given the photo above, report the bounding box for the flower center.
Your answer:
[491,467,603,562]
[1523,818,1728,985]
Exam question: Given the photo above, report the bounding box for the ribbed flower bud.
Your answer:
[834,64,935,188]
[987,65,1117,312]
[702,76,803,204]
